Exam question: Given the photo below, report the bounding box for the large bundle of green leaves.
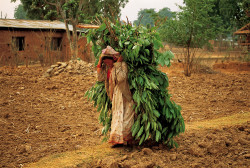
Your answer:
[85,18,185,147]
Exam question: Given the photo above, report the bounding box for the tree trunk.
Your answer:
[184,47,191,77]
[71,24,78,60]
[47,0,81,61]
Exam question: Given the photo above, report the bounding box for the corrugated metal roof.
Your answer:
[0,19,73,31]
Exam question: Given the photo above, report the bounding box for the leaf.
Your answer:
[132,120,140,137]
[157,122,162,131]
[104,29,109,35]
[150,81,158,90]
[167,131,173,139]
[162,127,168,133]
[164,59,170,66]
[133,45,140,54]
[142,113,148,122]
[137,126,144,138]
[153,39,163,49]
[87,35,91,44]
[98,24,106,31]
[119,40,123,47]
[144,39,150,46]
[159,98,164,106]
[153,109,160,118]
[146,123,150,131]
[145,130,150,140]
[142,91,147,101]
[97,103,102,112]
[174,141,179,148]
[139,134,145,145]
[175,124,180,133]
[153,122,157,131]
[156,130,161,142]
[125,41,130,45]
[166,99,172,108]
[138,76,144,85]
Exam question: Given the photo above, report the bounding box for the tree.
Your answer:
[133,9,156,27]
[218,0,249,31]
[11,0,58,20]
[159,0,220,76]
[133,7,173,27]
[11,0,128,60]
[158,7,173,19]
[210,0,249,42]
[14,4,28,19]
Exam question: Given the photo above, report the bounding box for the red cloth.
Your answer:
[97,64,101,68]
[107,68,111,80]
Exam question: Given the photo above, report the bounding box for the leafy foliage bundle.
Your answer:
[85,18,185,147]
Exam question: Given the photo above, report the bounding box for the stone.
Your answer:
[243,153,250,159]
[189,145,205,157]
[44,60,95,78]
[57,68,64,73]
[141,148,153,155]
[60,106,66,110]
[75,145,82,150]
[25,145,32,152]
[46,68,54,73]
[43,73,50,78]
[130,151,140,158]
[51,65,58,68]
[56,62,63,65]
[132,161,155,168]
[20,144,32,153]
[238,138,248,145]
[54,72,59,76]
[60,62,68,68]
[170,154,177,161]
[66,65,73,70]
[97,159,102,165]
[120,155,128,161]
[207,146,219,155]
[198,142,209,148]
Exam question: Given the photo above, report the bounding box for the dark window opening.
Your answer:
[12,37,25,51]
[51,37,62,51]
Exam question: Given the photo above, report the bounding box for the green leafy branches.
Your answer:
[85,18,185,147]
[85,82,112,138]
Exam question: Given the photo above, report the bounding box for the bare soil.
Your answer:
[0,61,249,168]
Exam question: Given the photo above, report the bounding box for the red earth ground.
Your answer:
[0,61,249,168]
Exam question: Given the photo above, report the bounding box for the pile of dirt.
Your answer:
[213,62,250,72]
[161,62,217,75]
[43,59,95,77]
[193,64,217,74]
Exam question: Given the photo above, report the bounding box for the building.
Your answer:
[234,23,250,50]
[0,19,92,67]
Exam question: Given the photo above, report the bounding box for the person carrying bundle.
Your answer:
[96,46,134,147]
